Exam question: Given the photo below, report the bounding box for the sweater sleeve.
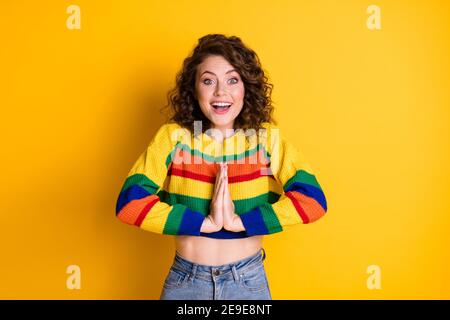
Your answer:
[115,123,206,236]
[238,128,328,236]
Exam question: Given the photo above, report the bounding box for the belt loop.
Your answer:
[188,264,198,283]
[231,265,239,284]
[261,248,266,261]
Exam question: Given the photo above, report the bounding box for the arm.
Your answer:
[115,124,206,236]
[238,130,328,236]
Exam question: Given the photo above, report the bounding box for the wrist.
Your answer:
[201,216,222,233]
[224,214,245,232]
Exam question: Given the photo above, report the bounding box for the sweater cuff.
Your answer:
[239,207,270,236]
[178,208,205,236]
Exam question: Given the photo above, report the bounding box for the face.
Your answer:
[194,55,245,136]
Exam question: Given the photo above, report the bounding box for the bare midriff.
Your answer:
[175,235,264,266]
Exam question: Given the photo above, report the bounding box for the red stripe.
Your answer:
[285,192,310,223]
[230,169,265,183]
[169,167,214,183]
[169,166,276,184]
[134,198,159,226]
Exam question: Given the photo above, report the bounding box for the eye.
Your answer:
[228,77,239,84]
[203,78,214,85]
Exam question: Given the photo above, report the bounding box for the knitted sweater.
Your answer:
[115,122,327,239]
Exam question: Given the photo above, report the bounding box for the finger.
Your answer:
[225,179,231,203]
[223,164,227,178]
[218,167,226,191]
[222,178,227,201]
[213,171,223,199]
[212,168,219,197]
[224,185,232,210]
[217,174,225,203]
[213,165,223,198]
[222,180,226,204]
[214,167,219,186]
[216,167,222,184]
[222,171,228,199]
[219,162,224,178]
[215,162,224,184]
[223,172,233,206]
[223,168,227,183]
[223,178,232,213]
[211,183,223,211]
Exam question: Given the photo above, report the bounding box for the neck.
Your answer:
[211,124,235,140]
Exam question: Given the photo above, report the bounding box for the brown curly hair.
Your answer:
[160,34,277,136]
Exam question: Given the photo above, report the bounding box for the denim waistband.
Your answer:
[171,248,267,282]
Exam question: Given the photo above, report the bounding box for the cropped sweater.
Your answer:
[115,122,328,239]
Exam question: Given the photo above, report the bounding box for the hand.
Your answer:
[201,162,225,233]
[222,162,245,232]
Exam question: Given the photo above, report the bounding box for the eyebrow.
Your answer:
[200,69,237,76]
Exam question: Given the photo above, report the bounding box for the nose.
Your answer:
[214,80,227,96]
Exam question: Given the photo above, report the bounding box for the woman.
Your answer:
[115,34,328,300]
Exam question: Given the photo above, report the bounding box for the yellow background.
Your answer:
[1,0,449,299]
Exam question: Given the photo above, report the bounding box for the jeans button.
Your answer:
[213,269,220,276]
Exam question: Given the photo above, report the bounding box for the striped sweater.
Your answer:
[115,122,327,239]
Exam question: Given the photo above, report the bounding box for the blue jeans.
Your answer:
[159,248,272,300]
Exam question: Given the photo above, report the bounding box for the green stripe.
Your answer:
[259,203,283,234]
[158,190,281,216]
[285,170,321,190]
[165,142,181,168]
[165,142,271,165]
[121,173,159,195]
[235,192,280,214]
[158,190,209,215]
[162,205,185,235]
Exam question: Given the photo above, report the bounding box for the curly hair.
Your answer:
[160,34,277,136]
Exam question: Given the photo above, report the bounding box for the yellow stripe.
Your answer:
[272,136,315,187]
[127,123,180,188]
[164,175,283,200]
[139,201,173,234]
[272,195,303,225]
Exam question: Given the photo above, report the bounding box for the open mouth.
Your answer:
[210,102,232,114]
[211,102,232,110]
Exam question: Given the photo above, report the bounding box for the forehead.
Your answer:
[197,55,235,73]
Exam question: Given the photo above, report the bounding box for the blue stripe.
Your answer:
[178,208,205,236]
[116,184,150,215]
[200,229,248,239]
[285,182,327,212]
[239,207,270,236]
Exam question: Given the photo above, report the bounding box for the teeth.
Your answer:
[211,102,232,109]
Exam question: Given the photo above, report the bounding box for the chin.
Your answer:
[211,116,234,126]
